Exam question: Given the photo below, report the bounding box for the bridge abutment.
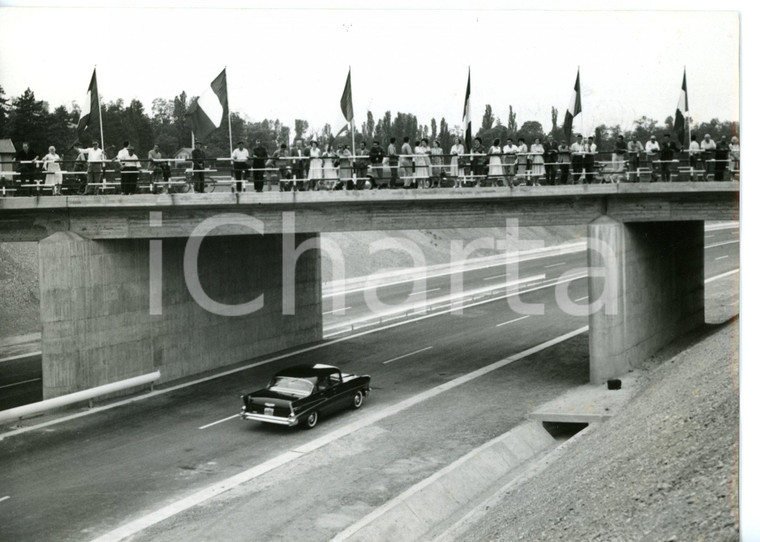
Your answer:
[587,218,704,384]
[39,231,322,398]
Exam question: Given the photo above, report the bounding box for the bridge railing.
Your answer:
[0,149,740,196]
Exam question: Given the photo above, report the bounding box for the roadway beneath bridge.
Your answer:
[0,232,738,542]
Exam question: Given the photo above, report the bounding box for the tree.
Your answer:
[6,88,50,153]
[362,111,375,142]
[481,104,495,132]
[0,85,8,138]
[507,105,518,134]
[438,117,452,154]
[430,118,437,141]
[516,120,545,144]
[551,106,558,132]
[294,119,309,141]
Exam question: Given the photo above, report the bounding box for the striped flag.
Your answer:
[76,68,101,143]
[340,69,354,125]
[674,69,689,147]
[562,69,582,142]
[462,68,472,152]
[187,68,228,141]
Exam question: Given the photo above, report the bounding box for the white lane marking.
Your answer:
[483,273,507,281]
[0,496,9,503]
[0,351,42,364]
[0,378,41,390]
[705,234,715,239]
[3,268,737,442]
[705,240,739,249]
[90,326,589,542]
[715,255,729,261]
[198,414,239,430]
[704,221,738,232]
[382,346,433,365]
[705,269,739,283]
[409,288,441,296]
[496,315,530,327]
[322,306,352,316]
[573,296,589,302]
[732,230,739,235]
[544,261,566,269]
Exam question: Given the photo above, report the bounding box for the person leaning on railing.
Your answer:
[714,136,729,181]
[191,140,206,193]
[450,137,465,189]
[728,136,740,180]
[557,140,571,184]
[231,140,250,193]
[700,134,716,180]
[252,139,268,192]
[148,144,171,186]
[544,134,559,185]
[15,142,39,184]
[78,140,107,191]
[659,133,679,182]
[387,138,399,188]
[627,136,644,182]
[569,134,584,184]
[688,134,701,181]
[583,136,597,183]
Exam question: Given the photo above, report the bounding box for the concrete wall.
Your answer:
[39,231,322,398]
[587,218,704,384]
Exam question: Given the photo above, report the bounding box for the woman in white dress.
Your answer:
[450,137,465,187]
[529,138,545,185]
[321,143,338,189]
[487,138,504,185]
[414,139,430,188]
[728,136,740,180]
[515,138,529,184]
[307,140,322,188]
[430,140,444,187]
[42,146,63,194]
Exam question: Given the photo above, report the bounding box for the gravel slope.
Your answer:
[459,318,740,542]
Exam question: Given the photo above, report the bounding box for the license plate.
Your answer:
[264,407,274,416]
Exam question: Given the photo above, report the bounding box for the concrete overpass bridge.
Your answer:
[0,183,739,398]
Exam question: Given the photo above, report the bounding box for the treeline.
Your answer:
[0,84,739,161]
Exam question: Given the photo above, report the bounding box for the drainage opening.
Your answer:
[542,421,589,441]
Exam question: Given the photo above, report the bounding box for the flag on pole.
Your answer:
[562,69,582,142]
[340,69,354,125]
[674,69,689,147]
[76,68,101,143]
[462,68,472,152]
[187,68,228,141]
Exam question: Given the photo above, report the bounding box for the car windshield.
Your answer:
[269,376,315,397]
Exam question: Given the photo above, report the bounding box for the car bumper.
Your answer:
[240,409,299,426]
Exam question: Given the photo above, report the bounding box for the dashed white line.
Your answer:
[705,240,739,249]
[382,346,433,365]
[496,315,531,327]
[573,295,589,302]
[544,261,566,268]
[715,255,729,261]
[198,414,239,430]
[0,496,9,503]
[0,378,41,390]
[322,306,352,316]
[409,288,441,296]
[483,273,508,281]
[705,234,715,239]
[89,326,589,542]
[705,269,739,283]
[0,351,42,364]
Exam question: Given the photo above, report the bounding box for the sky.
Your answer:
[0,6,741,139]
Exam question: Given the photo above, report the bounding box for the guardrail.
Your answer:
[0,370,160,424]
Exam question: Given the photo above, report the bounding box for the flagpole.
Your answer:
[226,66,233,157]
[578,66,584,138]
[349,66,357,187]
[95,66,105,151]
[684,66,691,145]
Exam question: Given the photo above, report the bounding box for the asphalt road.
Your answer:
[0,226,739,541]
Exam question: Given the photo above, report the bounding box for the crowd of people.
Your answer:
[4,131,740,196]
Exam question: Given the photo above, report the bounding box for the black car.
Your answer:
[240,364,371,429]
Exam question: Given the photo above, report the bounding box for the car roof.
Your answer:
[275,364,340,378]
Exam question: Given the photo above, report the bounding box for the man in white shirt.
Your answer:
[569,134,585,183]
[700,134,717,180]
[584,136,598,183]
[502,138,519,185]
[78,140,107,189]
[231,141,250,192]
[116,141,134,194]
[645,135,660,181]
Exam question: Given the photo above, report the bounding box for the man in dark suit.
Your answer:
[16,142,38,184]
[659,133,679,182]
[290,138,307,190]
[192,141,206,193]
[251,139,268,192]
[544,134,559,185]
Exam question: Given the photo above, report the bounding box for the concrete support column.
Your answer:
[587,218,704,384]
[39,231,322,398]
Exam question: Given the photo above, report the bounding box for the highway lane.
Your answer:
[0,240,739,542]
[0,226,739,408]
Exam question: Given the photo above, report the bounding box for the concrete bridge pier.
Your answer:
[587,217,705,384]
[38,232,322,399]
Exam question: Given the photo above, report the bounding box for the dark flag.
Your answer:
[674,69,689,147]
[76,68,101,143]
[187,68,228,141]
[340,69,354,125]
[563,69,582,142]
[462,68,472,152]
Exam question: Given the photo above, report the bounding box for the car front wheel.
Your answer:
[351,391,364,409]
[302,411,319,429]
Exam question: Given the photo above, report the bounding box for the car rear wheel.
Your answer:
[301,411,319,429]
[351,391,364,409]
